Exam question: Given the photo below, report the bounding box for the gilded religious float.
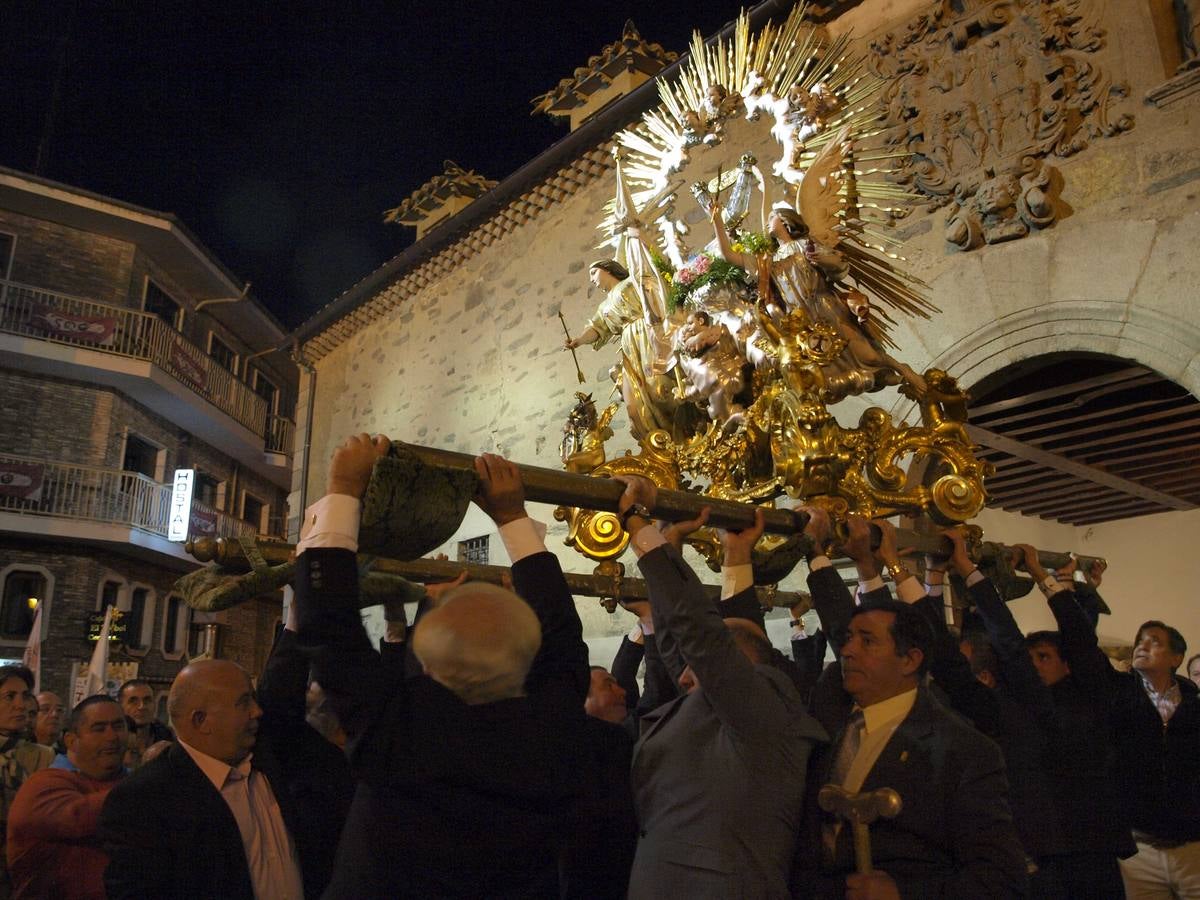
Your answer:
[556,4,993,577]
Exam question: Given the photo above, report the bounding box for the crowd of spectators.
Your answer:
[3,431,1197,899]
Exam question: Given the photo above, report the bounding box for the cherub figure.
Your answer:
[671,311,747,431]
[560,392,618,473]
[683,83,744,146]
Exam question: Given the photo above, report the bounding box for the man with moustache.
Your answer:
[6,696,128,899]
[800,508,1026,899]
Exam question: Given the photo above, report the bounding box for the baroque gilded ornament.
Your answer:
[868,0,1134,250]
[557,3,994,573]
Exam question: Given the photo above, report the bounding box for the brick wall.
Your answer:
[0,536,283,703]
[0,209,134,306]
[0,369,288,524]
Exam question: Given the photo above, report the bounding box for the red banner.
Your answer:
[0,461,45,500]
[169,340,209,391]
[29,305,116,345]
[190,506,218,536]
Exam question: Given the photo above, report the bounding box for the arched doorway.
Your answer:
[965,353,1200,525]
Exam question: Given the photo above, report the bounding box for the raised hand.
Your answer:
[425,571,468,604]
[473,453,527,526]
[799,504,831,549]
[611,473,658,518]
[1012,543,1047,582]
[661,507,711,553]
[941,526,976,578]
[328,433,390,499]
[719,507,765,567]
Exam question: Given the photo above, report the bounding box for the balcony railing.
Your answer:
[0,280,269,438]
[0,454,262,542]
[266,414,295,455]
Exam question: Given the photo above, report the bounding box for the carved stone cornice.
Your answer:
[1145,65,1200,107]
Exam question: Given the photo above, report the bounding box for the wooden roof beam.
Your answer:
[969,367,1151,418]
[966,424,1196,511]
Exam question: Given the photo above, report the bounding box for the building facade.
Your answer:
[291,0,1199,659]
[0,167,297,711]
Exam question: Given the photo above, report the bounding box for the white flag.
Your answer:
[83,606,114,698]
[22,607,41,694]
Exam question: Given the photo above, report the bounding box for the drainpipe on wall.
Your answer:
[293,340,317,541]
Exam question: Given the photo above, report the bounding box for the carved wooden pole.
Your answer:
[390,442,1106,572]
[184,536,812,611]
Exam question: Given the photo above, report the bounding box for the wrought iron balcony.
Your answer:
[0,279,270,440]
[0,453,261,542]
[266,414,296,455]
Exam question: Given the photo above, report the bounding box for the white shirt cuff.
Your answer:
[498,517,548,564]
[721,563,754,600]
[895,575,925,604]
[966,568,987,588]
[639,618,655,636]
[809,554,833,571]
[297,494,361,555]
[860,575,886,594]
[1037,575,1066,598]
[924,583,944,598]
[632,525,668,557]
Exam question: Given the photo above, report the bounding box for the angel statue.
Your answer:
[669,310,748,431]
[564,259,701,442]
[706,131,927,403]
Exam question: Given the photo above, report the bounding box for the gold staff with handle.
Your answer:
[557,310,586,384]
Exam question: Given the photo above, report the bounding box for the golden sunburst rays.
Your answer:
[597,2,935,325]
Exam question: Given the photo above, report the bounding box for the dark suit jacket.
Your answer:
[630,545,826,899]
[98,629,353,900]
[295,544,596,899]
[1049,588,1200,842]
[802,565,1027,898]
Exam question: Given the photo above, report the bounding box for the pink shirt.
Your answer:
[178,740,304,900]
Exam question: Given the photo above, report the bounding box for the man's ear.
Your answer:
[63,730,77,753]
[900,648,924,678]
[191,709,208,733]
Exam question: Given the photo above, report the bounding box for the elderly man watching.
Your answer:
[33,692,65,751]
[116,679,171,769]
[6,696,127,900]
[99,633,350,900]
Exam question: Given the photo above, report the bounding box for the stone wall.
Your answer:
[297,0,1200,652]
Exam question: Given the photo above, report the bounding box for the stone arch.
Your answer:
[888,300,1200,422]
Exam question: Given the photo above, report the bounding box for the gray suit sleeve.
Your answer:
[638,544,797,742]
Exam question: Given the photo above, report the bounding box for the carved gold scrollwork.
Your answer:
[554,429,682,563]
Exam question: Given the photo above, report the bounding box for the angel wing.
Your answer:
[796,124,851,248]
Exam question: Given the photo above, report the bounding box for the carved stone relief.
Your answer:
[867,0,1135,250]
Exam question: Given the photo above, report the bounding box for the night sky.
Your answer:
[1,1,744,329]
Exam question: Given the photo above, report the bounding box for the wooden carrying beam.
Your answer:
[185,537,811,611]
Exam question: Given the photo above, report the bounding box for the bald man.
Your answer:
[294,436,596,898]
[98,632,351,898]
